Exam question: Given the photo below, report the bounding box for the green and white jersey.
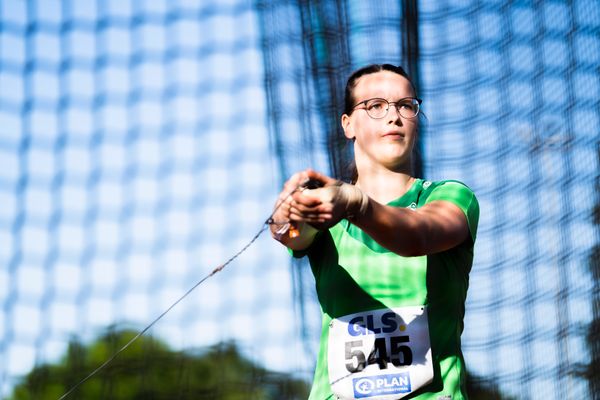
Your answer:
[295,179,479,400]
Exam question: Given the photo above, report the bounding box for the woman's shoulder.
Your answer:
[418,179,476,200]
[419,178,472,189]
[419,178,480,241]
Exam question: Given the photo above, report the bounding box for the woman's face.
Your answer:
[342,70,418,173]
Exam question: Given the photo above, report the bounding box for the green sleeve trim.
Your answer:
[425,181,480,243]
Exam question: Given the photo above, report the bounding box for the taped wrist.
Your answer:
[335,181,369,220]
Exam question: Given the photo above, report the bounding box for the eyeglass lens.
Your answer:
[364,98,419,119]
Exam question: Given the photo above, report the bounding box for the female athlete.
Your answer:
[271,64,479,400]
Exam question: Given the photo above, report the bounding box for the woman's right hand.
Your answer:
[270,170,321,250]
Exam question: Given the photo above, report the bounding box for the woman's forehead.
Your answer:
[353,71,415,99]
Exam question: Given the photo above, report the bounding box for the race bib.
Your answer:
[328,306,433,400]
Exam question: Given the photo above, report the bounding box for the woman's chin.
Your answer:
[378,148,412,168]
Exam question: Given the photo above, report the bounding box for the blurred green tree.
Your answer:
[8,329,309,400]
[8,328,521,399]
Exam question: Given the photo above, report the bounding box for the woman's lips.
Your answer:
[382,131,405,138]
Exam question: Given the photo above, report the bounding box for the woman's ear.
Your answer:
[341,114,354,140]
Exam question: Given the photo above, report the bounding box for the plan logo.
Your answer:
[353,372,411,398]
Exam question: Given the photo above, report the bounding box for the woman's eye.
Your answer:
[368,101,385,110]
[399,102,416,111]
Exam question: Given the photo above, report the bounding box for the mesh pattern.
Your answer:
[1,1,599,399]
[0,0,311,396]
[419,2,599,399]
[260,1,599,399]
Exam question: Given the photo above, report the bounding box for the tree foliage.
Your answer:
[8,327,528,400]
[8,329,309,400]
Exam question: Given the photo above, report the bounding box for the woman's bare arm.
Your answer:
[353,199,469,256]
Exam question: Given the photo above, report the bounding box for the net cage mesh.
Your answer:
[0,1,598,399]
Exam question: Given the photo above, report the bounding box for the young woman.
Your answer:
[271,64,479,400]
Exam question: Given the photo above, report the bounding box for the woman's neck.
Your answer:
[355,166,415,204]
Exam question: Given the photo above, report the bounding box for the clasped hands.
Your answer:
[273,169,369,233]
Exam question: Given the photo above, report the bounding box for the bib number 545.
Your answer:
[345,336,412,373]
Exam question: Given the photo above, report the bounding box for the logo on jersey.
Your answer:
[352,372,411,398]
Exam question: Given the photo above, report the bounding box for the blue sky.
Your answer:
[1,1,599,399]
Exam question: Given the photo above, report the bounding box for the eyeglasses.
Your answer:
[352,97,422,119]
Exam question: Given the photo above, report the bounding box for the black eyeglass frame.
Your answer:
[351,97,423,119]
